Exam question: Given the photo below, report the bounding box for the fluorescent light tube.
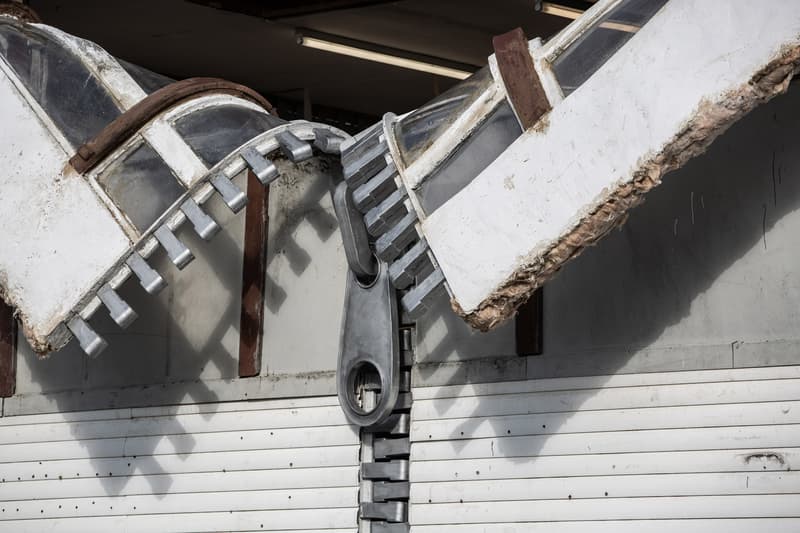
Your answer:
[297,32,474,80]
[541,2,639,32]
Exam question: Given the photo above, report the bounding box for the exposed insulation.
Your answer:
[458,45,800,331]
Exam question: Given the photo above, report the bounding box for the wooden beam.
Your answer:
[238,171,269,377]
[0,298,16,398]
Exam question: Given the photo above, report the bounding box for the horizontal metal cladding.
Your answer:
[408,365,800,531]
[0,395,360,532]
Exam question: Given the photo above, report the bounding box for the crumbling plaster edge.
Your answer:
[457,44,800,331]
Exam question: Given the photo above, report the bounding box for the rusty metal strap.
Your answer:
[70,77,274,174]
[0,3,42,23]
[0,297,15,398]
[493,28,551,130]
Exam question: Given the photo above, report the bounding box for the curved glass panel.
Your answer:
[394,66,492,167]
[0,20,121,147]
[175,104,285,167]
[119,59,174,94]
[415,101,522,215]
[98,141,186,233]
[552,0,670,96]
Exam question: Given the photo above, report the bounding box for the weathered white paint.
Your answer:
[409,365,800,531]
[0,56,73,154]
[41,24,211,187]
[143,121,210,187]
[423,0,800,315]
[0,395,359,532]
[0,68,131,347]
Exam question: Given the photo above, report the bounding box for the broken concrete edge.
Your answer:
[0,286,48,357]
[456,43,800,332]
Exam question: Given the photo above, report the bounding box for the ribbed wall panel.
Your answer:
[410,365,800,531]
[0,395,359,532]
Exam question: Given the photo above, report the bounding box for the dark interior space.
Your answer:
[27,0,569,131]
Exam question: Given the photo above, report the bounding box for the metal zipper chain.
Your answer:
[357,326,413,533]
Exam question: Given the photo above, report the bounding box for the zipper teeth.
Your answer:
[358,326,413,533]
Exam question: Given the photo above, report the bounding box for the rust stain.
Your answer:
[0,296,15,397]
[493,27,552,130]
[239,170,269,378]
[70,77,274,174]
[457,43,800,331]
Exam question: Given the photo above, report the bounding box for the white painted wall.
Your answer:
[424,0,800,316]
[0,395,359,532]
[409,365,800,532]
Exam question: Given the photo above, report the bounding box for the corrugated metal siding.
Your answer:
[409,365,800,532]
[0,395,359,532]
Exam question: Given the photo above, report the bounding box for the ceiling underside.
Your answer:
[27,0,568,127]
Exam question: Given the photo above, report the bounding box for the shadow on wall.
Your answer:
[417,81,800,458]
[7,159,339,498]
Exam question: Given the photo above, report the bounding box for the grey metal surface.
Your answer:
[180,197,220,241]
[353,162,398,213]
[372,481,410,502]
[370,413,410,435]
[341,122,382,169]
[361,502,407,523]
[374,438,411,459]
[66,316,107,358]
[361,460,409,481]
[388,239,431,290]
[371,523,410,533]
[240,146,279,185]
[277,130,313,162]
[337,262,400,427]
[365,187,408,237]
[312,127,344,154]
[344,141,388,189]
[401,268,445,319]
[97,284,137,329]
[125,252,166,294]
[333,181,377,280]
[210,172,248,213]
[154,225,194,270]
[375,212,418,263]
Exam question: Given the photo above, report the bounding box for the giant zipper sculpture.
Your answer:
[0,8,346,356]
[335,0,800,427]
[3,1,800,429]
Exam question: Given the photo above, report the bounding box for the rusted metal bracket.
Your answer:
[70,77,274,174]
[493,27,551,130]
[238,170,269,377]
[0,298,16,398]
